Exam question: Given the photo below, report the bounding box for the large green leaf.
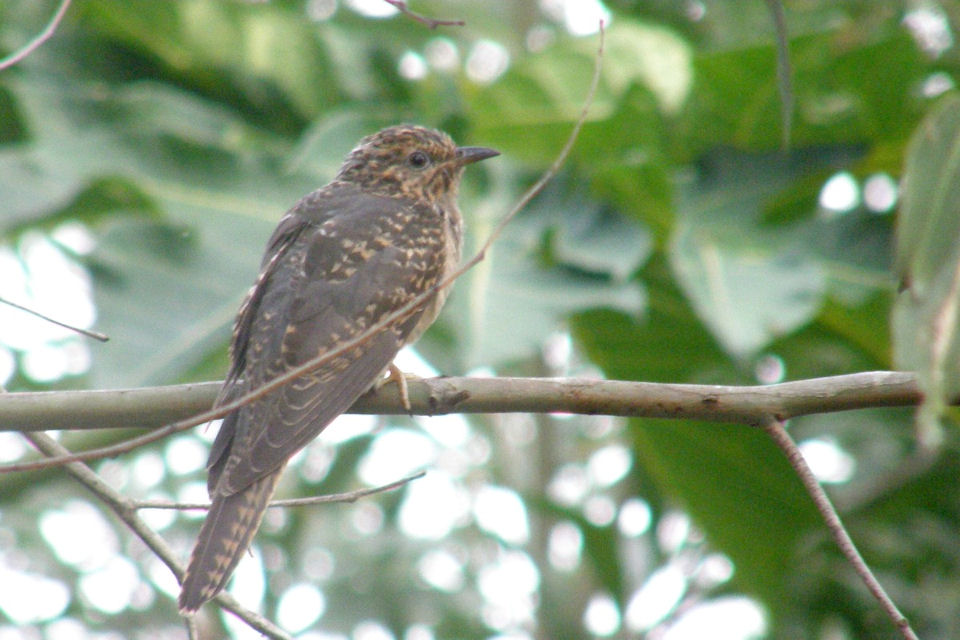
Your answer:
[676,28,928,154]
[893,93,960,434]
[668,149,872,358]
[572,256,730,383]
[670,218,824,358]
[77,0,339,123]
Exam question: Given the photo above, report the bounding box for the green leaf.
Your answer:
[677,30,928,154]
[575,85,675,240]
[671,219,823,358]
[571,256,731,383]
[0,147,87,233]
[893,93,960,435]
[90,216,258,387]
[670,149,851,358]
[894,94,960,293]
[78,0,340,121]
[286,108,386,177]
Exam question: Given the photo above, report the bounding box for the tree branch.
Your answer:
[0,295,109,342]
[383,0,465,28]
[764,0,793,148]
[0,371,922,433]
[134,471,425,510]
[761,418,919,640]
[0,0,73,71]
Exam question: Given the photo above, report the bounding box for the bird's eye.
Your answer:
[407,150,431,169]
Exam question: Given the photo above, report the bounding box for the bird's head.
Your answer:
[336,125,499,203]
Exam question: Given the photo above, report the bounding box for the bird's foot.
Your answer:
[380,363,419,413]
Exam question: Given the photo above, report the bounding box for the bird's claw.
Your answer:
[383,363,419,413]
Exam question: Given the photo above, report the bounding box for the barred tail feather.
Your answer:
[178,468,284,613]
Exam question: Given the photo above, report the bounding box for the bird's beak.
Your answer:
[455,146,500,166]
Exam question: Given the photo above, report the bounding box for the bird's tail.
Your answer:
[178,468,284,613]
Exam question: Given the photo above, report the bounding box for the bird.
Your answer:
[178,125,498,613]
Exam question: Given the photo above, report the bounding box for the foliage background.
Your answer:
[1,1,959,639]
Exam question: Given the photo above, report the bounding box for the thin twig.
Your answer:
[382,0,465,28]
[471,20,604,260]
[22,431,291,640]
[764,0,794,149]
[761,418,919,640]
[0,295,109,342]
[0,0,73,71]
[135,471,425,510]
[0,23,607,474]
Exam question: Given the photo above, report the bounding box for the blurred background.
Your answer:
[1,1,958,638]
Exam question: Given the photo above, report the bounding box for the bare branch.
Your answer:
[764,0,794,148]
[466,20,604,265]
[0,371,923,434]
[0,371,924,474]
[0,295,109,342]
[0,381,222,431]
[761,418,919,640]
[135,471,425,510]
[0,0,73,71]
[22,431,292,640]
[383,0,465,28]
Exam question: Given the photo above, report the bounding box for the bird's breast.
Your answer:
[397,201,463,347]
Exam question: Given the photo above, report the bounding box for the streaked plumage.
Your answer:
[178,125,497,613]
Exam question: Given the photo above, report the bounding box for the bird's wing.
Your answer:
[204,212,308,491]
[208,190,443,497]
